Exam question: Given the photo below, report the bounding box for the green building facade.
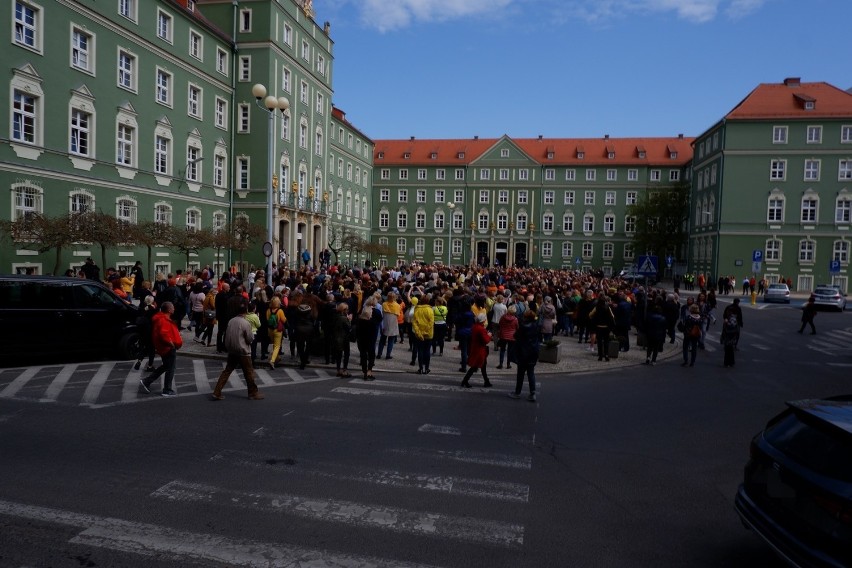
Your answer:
[1,0,371,276]
[690,78,852,292]
[371,135,693,274]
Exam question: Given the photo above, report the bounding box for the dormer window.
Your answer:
[547,152,554,160]
[403,152,411,159]
[636,145,646,159]
[606,145,615,159]
[576,145,584,160]
[670,152,678,159]
[794,93,816,111]
[457,152,465,159]
[377,152,384,159]
[608,152,615,159]
[430,152,437,159]
[501,149,510,157]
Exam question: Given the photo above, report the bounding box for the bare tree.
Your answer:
[167,226,214,272]
[126,220,173,281]
[0,213,77,275]
[73,210,123,271]
[362,240,394,266]
[229,216,265,272]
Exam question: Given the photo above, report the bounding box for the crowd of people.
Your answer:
[102,257,752,400]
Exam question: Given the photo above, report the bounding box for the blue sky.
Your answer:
[319,0,851,141]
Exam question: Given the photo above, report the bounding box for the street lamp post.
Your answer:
[446,202,455,267]
[251,83,289,278]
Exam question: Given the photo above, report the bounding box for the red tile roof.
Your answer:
[374,136,694,166]
[726,79,852,120]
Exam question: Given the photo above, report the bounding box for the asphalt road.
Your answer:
[0,298,849,567]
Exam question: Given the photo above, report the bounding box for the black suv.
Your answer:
[0,275,141,364]
[735,396,852,567]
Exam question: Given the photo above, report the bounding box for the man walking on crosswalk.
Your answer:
[211,298,265,401]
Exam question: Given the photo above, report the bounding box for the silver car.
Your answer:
[763,283,790,303]
[810,286,847,311]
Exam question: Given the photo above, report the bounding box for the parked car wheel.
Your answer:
[119,332,142,360]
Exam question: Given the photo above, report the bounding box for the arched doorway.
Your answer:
[278,219,290,269]
[296,222,306,266]
[312,224,322,267]
[476,241,490,267]
[495,241,508,268]
[514,242,527,268]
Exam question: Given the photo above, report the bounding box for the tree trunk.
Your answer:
[51,245,63,276]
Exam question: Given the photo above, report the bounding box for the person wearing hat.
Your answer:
[293,302,316,370]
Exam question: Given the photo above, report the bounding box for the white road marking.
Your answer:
[152,480,524,548]
[0,499,437,568]
[252,368,275,386]
[211,450,529,503]
[42,364,79,402]
[310,396,347,403]
[121,367,144,402]
[80,363,113,406]
[193,360,211,394]
[418,424,461,436]
[356,379,512,393]
[0,367,40,399]
[387,448,532,470]
[283,367,305,382]
[332,387,444,399]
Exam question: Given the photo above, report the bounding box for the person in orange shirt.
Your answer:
[139,302,183,397]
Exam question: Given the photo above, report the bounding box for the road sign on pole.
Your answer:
[830,259,841,273]
[752,250,763,262]
[636,255,659,276]
[575,257,581,266]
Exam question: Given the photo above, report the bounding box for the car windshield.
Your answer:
[814,288,837,295]
[768,285,786,290]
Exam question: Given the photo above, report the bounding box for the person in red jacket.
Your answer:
[139,301,183,397]
[460,312,493,389]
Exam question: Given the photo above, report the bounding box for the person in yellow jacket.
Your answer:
[411,294,435,375]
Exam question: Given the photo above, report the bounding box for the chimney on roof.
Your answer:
[410,136,415,141]
[784,77,801,86]
[678,133,684,139]
[604,134,609,139]
[474,136,479,140]
[538,135,543,140]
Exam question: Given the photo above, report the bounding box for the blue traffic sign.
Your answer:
[636,255,659,276]
[575,257,581,266]
[666,255,673,268]
[830,259,841,273]
[752,249,763,262]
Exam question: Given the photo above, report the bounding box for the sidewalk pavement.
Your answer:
[175,325,682,377]
[174,283,799,377]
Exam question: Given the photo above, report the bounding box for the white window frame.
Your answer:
[454,189,464,203]
[584,191,595,206]
[770,159,787,181]
[214,97,227,130]
[118,48,137,92]
[187,84,202,119]
[71,25,94,74]
[768,196,785,223]
[839,160,852,181]
[807,125,822,144]
[627,169,638,182]
[801,196,818,223]
[189,30,203,60]
[156,9,173,43]
[216,48,228,76]
[155,68,172,107]
[116,197,137,224]
[773,125,788,144]
[14,1,43,53]
[804,159,820,181]
[564,191,575,205]
[518,190,528,205]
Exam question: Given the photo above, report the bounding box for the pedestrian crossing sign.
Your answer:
[636,255,658,276]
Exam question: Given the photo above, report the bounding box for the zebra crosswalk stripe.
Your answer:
[81,363,113,406]
[0,499,439,568]
[42,364,79,402]
[0,367,39,399]
[151,480,525,548]
[193,360,211,394]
